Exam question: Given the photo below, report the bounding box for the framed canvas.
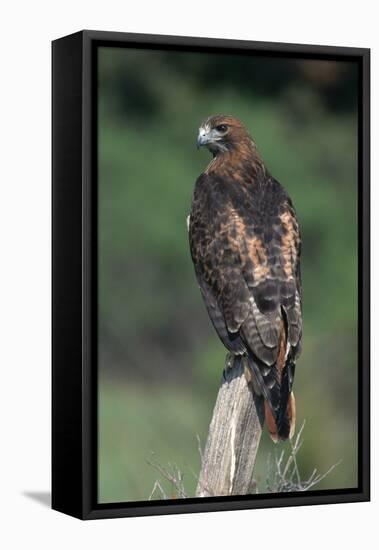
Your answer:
[52,30,370,520]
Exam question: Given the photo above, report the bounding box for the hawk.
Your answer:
[189,115,302,441]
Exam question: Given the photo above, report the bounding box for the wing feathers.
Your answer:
[220,280,250,333]
[286,292,302,346]
[250,296,281,349]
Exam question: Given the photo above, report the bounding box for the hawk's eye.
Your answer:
[215,124,228,133]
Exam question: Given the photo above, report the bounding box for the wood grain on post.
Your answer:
[196,357,264,497]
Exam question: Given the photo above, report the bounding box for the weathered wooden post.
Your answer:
[196,356,264,497]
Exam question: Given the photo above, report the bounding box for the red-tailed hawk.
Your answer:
[189,115,302,441]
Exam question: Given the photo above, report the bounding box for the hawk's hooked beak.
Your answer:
[197,127,210,149]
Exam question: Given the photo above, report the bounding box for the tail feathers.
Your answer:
[264,391,296,442]
[246,351,296,442]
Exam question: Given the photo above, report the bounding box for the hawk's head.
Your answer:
[197,115,254,155]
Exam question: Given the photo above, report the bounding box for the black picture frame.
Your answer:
[52,30,370,520]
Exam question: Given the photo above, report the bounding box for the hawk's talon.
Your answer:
[224,352,235,370]
[223,352,235,381]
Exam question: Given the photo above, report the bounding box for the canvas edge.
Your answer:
[52,31,85,519]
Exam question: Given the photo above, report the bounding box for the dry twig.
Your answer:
[147,453,188,499]
[265,421,342,493]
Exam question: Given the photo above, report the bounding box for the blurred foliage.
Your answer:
[97,47,358,503]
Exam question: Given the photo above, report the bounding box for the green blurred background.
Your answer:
[97,46,358,503]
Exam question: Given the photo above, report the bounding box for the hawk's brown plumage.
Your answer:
[189,115,302,441]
